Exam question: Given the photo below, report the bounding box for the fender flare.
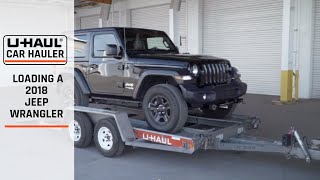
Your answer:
[74,70,91,94]
[132,70,183,99]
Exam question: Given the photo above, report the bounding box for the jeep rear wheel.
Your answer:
[202,104,237,119]
[142,84,188,133]
[74,81,89,106]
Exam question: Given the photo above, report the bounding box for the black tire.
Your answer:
[73,112,93,148]
[94,119,125,157]
[142,84,188,133]
[74,81,89,106]
[202,104,237,119]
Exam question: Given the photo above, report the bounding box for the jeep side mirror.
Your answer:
[106,44,118,56]
[106,44,123,59]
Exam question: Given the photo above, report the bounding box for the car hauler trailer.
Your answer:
[69,106,320,163]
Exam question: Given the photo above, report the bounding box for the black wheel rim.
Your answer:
[148,95,171,125]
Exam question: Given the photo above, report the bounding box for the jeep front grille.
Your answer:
[199,63,231,86]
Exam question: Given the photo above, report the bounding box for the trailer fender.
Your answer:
[74,69,90,94]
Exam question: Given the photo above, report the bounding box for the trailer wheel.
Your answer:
[94,119,125,157]
[71,112,93,148]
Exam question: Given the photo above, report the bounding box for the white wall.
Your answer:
[296,0,314,98]
[186,0,203,54]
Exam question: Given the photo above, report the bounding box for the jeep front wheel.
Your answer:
[142,84,188,133]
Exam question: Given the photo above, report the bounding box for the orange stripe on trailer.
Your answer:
[134,128,194,150]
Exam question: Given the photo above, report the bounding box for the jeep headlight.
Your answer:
[189,64,199,76]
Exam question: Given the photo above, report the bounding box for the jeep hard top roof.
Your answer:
[75,27,165,34]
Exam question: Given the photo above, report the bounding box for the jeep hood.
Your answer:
[130,54,230,65]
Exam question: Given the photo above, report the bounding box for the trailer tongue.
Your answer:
[69,106,320,163]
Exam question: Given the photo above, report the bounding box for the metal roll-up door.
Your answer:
[203,0,283,95]
[131,4,170,35]
[104,11,119,27]
[312,0,320,98]
[75,17,81,30]
[80,15,100,29]
[79,11,119,30]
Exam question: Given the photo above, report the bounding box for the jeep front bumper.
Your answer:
[179,80,247,106]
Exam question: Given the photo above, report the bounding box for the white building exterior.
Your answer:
[75,0,319,100]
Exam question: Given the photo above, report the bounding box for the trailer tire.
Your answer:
[94,119,125,157]
[143,84,188,133]
[72,112,93,148]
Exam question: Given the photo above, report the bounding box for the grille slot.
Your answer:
[199,63,231,86]
[211,64,216,84]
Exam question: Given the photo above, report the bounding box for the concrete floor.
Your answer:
[75,94,320,180]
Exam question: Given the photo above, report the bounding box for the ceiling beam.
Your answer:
[75,2,97,8]
[87,0,112,4]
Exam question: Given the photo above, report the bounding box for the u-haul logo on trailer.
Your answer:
[133,128,195,151]
[3,35,67,65]
[142,133,172,145]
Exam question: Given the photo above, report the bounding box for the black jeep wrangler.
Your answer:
[74,27,247,133]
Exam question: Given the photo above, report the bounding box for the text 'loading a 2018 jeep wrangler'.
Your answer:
[74,27,247,133]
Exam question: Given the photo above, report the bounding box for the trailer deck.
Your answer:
[69,106,320,163]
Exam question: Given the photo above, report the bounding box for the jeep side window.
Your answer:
[74,35,88,58]
[93,34,117,57]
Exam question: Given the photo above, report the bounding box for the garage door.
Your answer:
[80,15,100,29]
[312,0,320,98]
[131,4,170,35]
[203,0,283,95]
[75,17,81,30]
[103,11,119,27]
[77,11,119,30]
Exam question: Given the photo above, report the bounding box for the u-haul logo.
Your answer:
[3,35,67,65]
[142,133,172,145]
[134,128,195,151]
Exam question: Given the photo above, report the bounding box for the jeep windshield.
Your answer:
[118,28,178,55]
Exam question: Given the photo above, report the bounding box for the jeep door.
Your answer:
[87,31,124,95]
